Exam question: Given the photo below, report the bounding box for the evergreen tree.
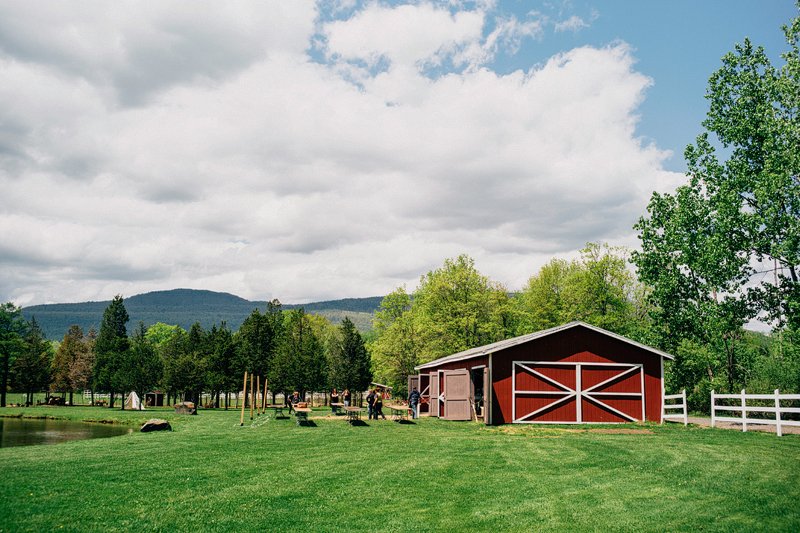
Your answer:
[269,309,325,397]
[0,303,28,407]
[330,317,372,394]
[92,295,129,407]
[11,318,52,406]
[119,322,163,409]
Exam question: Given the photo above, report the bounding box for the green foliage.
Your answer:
[51,325,91,401]
[236,301,283,377]
[10,318,52,405]
[92,296,130,403]
[328,317,372,393]
[515,243,651,340]
[118,323,163,408]
[0,302,28,407]
[414,254,514,360]
[370,256,514,392]
[269,309,326,395]
[632,7,800,405]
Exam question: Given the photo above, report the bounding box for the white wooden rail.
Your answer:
[711,389,800,437]
[662,389,687,425]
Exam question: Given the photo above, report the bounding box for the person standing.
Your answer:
[330,388,340,414]
[366,389,376,420]
[408,387,421,419]
[343,389,351,407]
[375,390,386,420]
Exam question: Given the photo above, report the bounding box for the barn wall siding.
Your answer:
[491,327,662,424]
[420,324,666,425]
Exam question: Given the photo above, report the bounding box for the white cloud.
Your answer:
[554,15,589,33]
[0,1,682,307]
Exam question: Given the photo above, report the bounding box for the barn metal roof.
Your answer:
[414,321,674,371]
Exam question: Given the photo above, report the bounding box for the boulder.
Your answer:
[140,419,172,432]
[174,401,197,415]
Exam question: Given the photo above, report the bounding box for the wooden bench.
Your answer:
[330,402,344,415]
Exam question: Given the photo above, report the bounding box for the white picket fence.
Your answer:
[663,389,687,425]
[712,389,800,437]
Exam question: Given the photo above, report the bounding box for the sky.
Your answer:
[0,0,796,306]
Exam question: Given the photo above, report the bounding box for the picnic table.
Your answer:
[388,405,412,422]
[343,406,364,424]
[330,402,344,415]
[265,404,288,418]
[293,406,312,426]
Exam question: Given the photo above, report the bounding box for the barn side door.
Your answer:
[443,369,471,421]
[483,367,491,425]
[429,372,440,417]
[419,373,430,415]
[407,375,419,398]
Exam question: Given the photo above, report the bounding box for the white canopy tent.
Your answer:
[125,391,144,410]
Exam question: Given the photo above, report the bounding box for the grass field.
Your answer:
[0,406,798,532]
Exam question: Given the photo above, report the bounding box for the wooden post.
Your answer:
[240,371,248,426]
[681,389,687,426]
[710,390,716,428]
[263,379,268,411]
[775,389,782,437]
[256,375,261,416]
[250,374,255,420]
[741,389,747,432]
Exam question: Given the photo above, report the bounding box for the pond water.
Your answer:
[0,417,133,448]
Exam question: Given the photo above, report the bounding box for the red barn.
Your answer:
[412,321,673,425]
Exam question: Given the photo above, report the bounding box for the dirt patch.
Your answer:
[588,428,653,435]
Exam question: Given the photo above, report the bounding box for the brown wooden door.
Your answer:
[443,369,471,421]
[429,372,440,417]
[483,367,491,425]
[419,373,430,415]
[407,375,419,398]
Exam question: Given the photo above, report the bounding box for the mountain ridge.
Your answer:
[22,288,383,340]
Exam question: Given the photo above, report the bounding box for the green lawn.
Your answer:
[0,407,798,532]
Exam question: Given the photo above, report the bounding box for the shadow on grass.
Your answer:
[348,420,369,427]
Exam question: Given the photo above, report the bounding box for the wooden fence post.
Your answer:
[741,389,747,432]
[775,389,782,437]
[240,371,248,426]
[681,389,687,426]
[711,390,716,428]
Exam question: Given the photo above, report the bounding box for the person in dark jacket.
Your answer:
[408,387,421,419]
[366,389,376,419]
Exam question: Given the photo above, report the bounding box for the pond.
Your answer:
[0,417,133,448]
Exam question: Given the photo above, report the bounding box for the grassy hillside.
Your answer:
[0,407,798,531]
[22,289,381,339]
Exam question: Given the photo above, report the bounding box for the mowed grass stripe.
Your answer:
[0,407,798,532]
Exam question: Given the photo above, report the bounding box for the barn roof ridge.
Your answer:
[414,320,674,371]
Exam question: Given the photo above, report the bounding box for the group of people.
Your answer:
[365,388,387,420]
[329,388,352,406]
[286,386,423,420]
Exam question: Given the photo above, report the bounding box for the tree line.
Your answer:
[0,297,372,409]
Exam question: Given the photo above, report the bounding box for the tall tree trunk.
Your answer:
[69,390,73,406]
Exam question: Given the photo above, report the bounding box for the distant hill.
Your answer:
[22,289,383,340]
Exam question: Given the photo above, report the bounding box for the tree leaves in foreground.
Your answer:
[632,6,800,405]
